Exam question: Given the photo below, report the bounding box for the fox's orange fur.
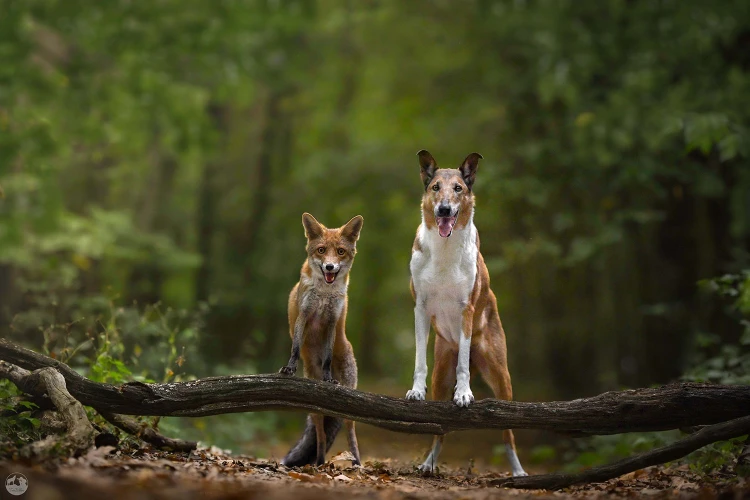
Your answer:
[279,213,363,467]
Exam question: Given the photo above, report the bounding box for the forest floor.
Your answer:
[3,443,749,500]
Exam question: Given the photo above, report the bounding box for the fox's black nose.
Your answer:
[325,264,334,271]
[437,206,451,217]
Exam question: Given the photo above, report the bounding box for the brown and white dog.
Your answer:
[405,150,527,476]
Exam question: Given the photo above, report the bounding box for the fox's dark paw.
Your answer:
[323,377,339,385]
[279,366,296,376]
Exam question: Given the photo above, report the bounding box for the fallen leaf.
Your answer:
[288,471,331,483]
[81,446,115,467]
[333,474,352,482]
[329,451,356,463]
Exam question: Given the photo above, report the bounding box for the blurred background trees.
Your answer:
[1,0,748,450]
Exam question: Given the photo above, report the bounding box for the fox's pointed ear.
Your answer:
[459,152,483,191]
[302,212,324,240]
[341,215,364,243]
[417,150,437,189]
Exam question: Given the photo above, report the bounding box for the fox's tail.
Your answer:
[280,414,342,467]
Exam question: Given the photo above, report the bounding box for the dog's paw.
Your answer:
[405,388,426,401]
[323,376,339,385]
[417,462,436,474]
[453,387,474,407]
[513,470,529,477]
[278,365,296,376]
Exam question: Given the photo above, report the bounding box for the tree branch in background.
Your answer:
[490,415,750,490]
[98,412,197,452]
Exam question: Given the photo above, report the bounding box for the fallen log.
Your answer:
[2,339,749,436]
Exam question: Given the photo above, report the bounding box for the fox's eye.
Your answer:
[454,185,462,192]
[317,247,325,254]
[337,248,345,256]
[432,183,440,192]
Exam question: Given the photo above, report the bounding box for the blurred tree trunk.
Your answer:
[330,0,382,374]
[127,149,177,305]
[257,95,295,370]
[242,90,282,285]
[195,103,228,304]
[0,265,17,336]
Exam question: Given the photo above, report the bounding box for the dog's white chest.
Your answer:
[410,223,477,343]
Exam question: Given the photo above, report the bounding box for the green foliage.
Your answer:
[89,353,132,385]
[563,431,681,472]
[686,437,747,476]
[685,271,750,385]
[528,445,557,466]
[1,0,750,457]
[0,380,42,455]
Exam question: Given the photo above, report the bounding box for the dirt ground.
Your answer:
[3,443,749,500]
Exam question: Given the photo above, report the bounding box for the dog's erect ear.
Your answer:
[302,212,324,240]
[459,152,483,191]
[417,150,438,189]
[341,215,364,243]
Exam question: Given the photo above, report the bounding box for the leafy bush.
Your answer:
[684,271,750,385]
[0,380,42,456]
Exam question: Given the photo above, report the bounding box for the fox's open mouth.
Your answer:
[322,269,338,284]
[436,215,457,238]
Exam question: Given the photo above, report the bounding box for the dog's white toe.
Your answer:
[513,470,529,477]
[453,388,474,407]
[417,462,434,473]
[406,389,426,401]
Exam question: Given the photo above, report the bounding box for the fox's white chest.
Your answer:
[410,223,477,344]
[298,275,346,320]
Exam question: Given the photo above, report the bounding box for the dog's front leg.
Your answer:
[405,302,430,400]
[454,307,474,407]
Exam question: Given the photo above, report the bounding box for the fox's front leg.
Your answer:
[321,322,339,384]
[406,302,430,400]
[280,314,306,376]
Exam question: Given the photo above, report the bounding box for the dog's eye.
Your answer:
[337,248,345,256]
[317,247,325,254]
[432,184,440,192]
[454,185,462,192]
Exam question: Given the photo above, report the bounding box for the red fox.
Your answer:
[405,150,527,476]
[279,212,363,467]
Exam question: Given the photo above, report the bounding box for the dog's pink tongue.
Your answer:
[437,217,456,238]
[324,272,336,283]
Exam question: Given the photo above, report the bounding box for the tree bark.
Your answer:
[1,339,749,436]
[0,360,95,456]
[490,414,750,490]
[0,357,196,453]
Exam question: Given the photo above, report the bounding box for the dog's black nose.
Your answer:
[325,264,334,271]
[437,206,451,217]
